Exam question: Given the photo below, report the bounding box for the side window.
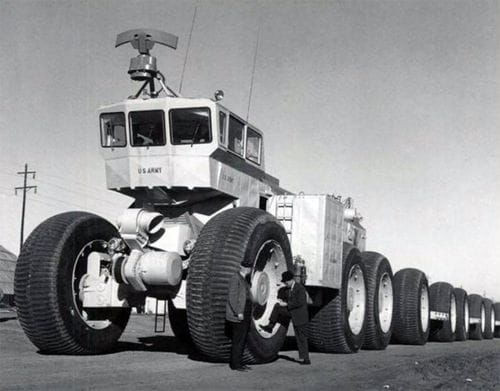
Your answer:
[129,110,166,146]
[100,112,126,148]
[219,111,227,145]
[246,127,262,164]
[170,107,212,145]
[228,115,244,156]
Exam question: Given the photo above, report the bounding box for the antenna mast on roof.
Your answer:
[115,28,180,99]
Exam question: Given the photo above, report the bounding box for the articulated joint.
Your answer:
[117,208,164,250]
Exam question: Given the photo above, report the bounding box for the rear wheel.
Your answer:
[429,282,456,342]
[468,294,485,340]
[494,303,500,338]
[186,207,292,363]
[307,244,367,353]
[14,212,130,354]
[391,268,430,345]
[482,298,494,339]
[453,288,469,341]
[360,252,393,350]
[168,301,192,346]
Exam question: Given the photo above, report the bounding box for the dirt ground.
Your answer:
[1,309,499,391]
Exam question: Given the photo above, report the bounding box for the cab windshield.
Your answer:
[170,107,211,145]
[129,110,166,146]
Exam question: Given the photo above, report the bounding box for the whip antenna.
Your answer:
[179,2,199,94]
[246,10,262,122]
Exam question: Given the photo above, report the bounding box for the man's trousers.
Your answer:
[293,323,310,361]
[229,319,250,369]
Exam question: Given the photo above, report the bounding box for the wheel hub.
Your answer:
[251,240,288,339]
[72,240,112,330]
[251,271,270,306]
[347,265,365,336]
[480,304,486,332]
[420,286,429,332]
[464,298,470,333]
[378,272,393,334]
[450,293,457,334]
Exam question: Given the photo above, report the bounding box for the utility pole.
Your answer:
[15,163,37,254]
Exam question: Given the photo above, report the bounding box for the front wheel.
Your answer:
[186,207,292,363]
[14,212,130,354]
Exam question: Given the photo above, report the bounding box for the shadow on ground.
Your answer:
[110,336,210,361]
[0,316,17,322]
[110,335,301,364]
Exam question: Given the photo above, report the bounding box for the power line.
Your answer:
[1,166,109,195]
[0,171,19,178]
[0,184,14,193]
[33,178,121,208]
[34,192,114,216]
[28,196,116,221]
[39,172,106,193]
[15,164,37,253]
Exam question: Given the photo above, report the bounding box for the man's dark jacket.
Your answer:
[288,281,308,326]
[226,273,250,323]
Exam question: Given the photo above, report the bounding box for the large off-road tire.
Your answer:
[482,298,495,340]
[14,212,130,354]
[186,207,292,363]
[429,282,457,342]
[168,300,192,346]
[307,244,367,353]
[391,268,430,345]
[494,303,500,338]
[454,288,469,341]
[468,294,485,340]
[360,251,393,350]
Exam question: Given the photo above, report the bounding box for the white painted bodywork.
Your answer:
[93,96,368,305]
[98,97,274,210]
[268,194,345,289]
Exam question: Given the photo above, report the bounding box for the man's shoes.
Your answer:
[260,323,274,333]
[231,366,248,372]
[242,365,252,370]
[298,359,311,365]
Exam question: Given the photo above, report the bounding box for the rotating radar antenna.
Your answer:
[115,28,179,98]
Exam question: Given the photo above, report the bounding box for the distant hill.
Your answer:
[0,246,17,295]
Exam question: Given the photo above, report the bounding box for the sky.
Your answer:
[0,0,498,299]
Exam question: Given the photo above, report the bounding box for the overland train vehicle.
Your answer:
[14,29,499,361]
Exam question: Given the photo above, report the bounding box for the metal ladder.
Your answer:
[276,196,293,243]
[154,299,167,333]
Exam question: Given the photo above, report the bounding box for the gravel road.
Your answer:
[1,311,499,390]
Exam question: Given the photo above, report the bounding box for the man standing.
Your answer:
[282,270,310,365]
[226,264,252,371]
